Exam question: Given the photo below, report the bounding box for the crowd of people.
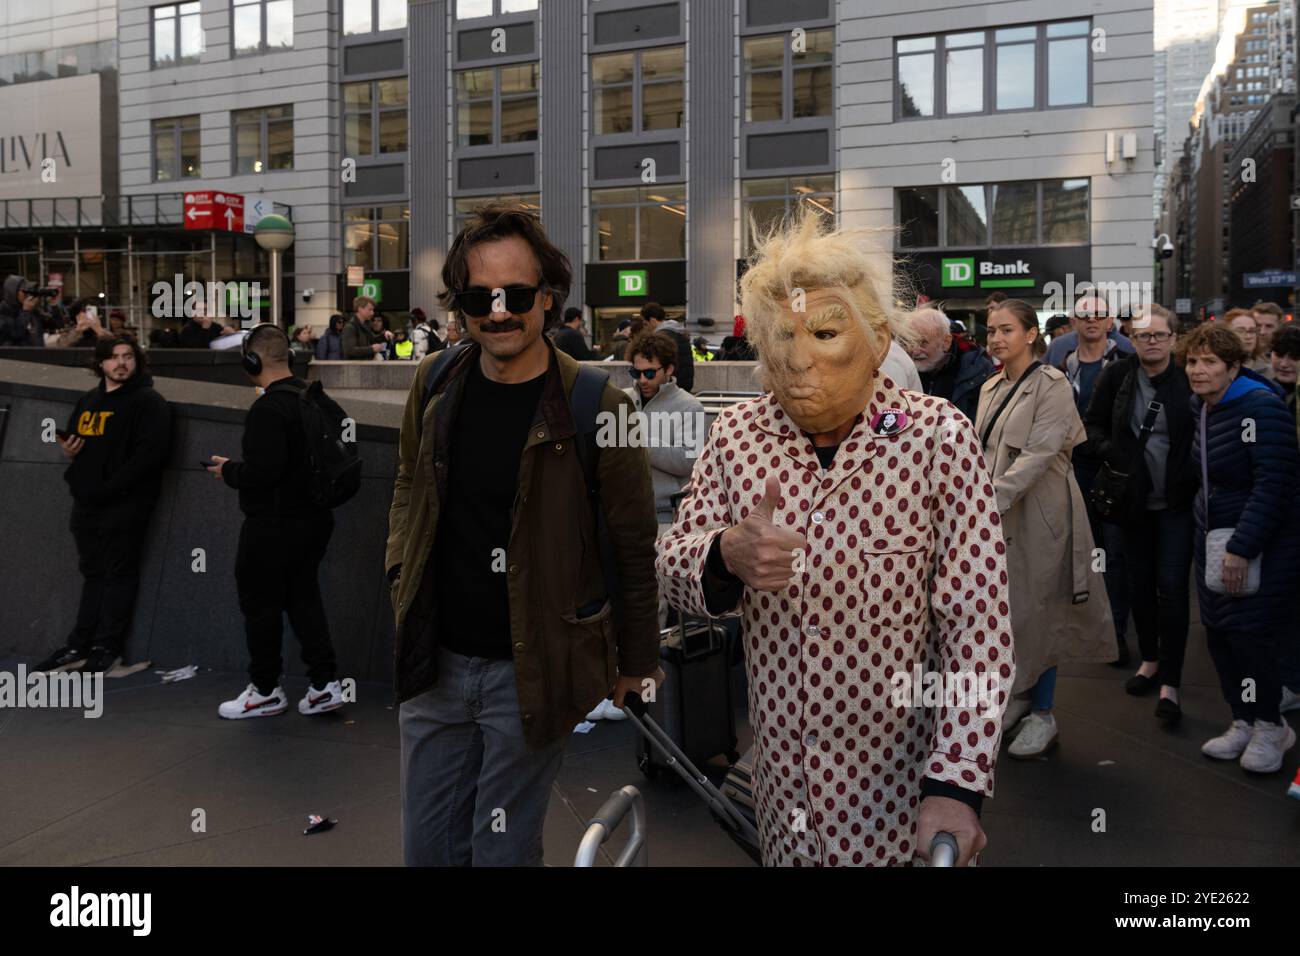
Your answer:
[18,200,1300,865]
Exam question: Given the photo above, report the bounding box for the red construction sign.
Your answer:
[183,191,245,232]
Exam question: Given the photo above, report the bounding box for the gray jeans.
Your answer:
[399,646,567,866]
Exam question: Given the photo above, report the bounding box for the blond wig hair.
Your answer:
[739,210,914,392]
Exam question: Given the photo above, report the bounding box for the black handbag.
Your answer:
[1089,399,1162,520]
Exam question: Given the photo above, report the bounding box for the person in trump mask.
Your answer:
[656,213,1016,867]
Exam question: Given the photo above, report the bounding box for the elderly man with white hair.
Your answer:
[905,306,994,422]
[656,213,1015,867]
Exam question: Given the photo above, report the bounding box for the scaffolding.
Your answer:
[0,193,293,336]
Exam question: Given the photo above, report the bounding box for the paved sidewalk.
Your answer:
[1,622,1297,867]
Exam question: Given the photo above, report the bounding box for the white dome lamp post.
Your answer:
[254,214,295,328]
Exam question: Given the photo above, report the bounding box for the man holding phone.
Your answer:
[33,335,172,675]
[54,299,114,348]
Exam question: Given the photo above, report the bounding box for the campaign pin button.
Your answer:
[870,409,908,435]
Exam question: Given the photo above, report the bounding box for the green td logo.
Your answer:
[940,258,975,287]
[618,270,647,296]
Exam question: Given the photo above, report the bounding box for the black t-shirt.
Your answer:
[433,360,547,660]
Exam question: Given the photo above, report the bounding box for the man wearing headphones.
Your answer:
[206,324,345,719]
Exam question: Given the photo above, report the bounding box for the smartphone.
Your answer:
[199,459,218,469]
[85,305,98,321]
[55,429,74,441]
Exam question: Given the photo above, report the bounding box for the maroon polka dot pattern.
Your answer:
[654,379,1017,867]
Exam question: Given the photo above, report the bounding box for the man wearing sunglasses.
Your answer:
[385,201,663,866]
[623,330,706,525]
[1082,305,1195,723]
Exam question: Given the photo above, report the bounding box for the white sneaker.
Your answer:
[1002,695,1031,737]
[1008,712,1057,759]
[1240,719,1297,774]
[218,683,288,720]
[299,680,345,716]
[584,698,627,721]
[1280,686,1300,714]
[1201,720,1254,760]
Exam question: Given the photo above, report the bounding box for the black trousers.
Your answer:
[235,514,337,693]
[1206,626,1283,724]
[68,501,152,656]
[1121,508,1194,687]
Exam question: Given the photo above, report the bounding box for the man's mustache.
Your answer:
[480,318,525,333]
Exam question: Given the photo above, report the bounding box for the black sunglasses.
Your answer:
[629,366,663,380]
[453,285,544,318]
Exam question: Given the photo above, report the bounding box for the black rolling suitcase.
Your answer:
[635,617,739,779]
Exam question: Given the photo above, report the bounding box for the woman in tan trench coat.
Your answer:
[976,299,1114,759]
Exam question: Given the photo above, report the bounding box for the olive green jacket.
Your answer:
[386,340,661,749]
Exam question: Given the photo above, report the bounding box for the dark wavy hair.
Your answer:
[627,330,678,371]
[1175,321,1248,368]
[92,333,148,380]
[438,200,572,330]
[1270,324,1300,360]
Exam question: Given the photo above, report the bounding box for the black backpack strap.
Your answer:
[420,342,473,416]
[570,365,608,498]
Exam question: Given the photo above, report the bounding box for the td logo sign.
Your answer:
[618,270,647,296]
[941,257,975,287]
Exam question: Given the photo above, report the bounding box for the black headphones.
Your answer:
[241,323,291,377]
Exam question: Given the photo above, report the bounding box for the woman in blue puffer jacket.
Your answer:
[1183,322,1300,774]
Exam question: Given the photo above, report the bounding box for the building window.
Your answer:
[343,0,407,35]
[741,174,835,254]
[344,79,409,156]
[456,0,536,17]
[895,19,1091,118]
[152,116,201,181]
[455,64,539,147]
[592,185,686,260]
[344,205,410,271]
[152,2,202,68]
[454,194,540,231]
[1046,20,1089,106]
[896,179,1089,248]
[232,105,294,174]
[743,28,833,123]
[592,46,684,135]
[233,0,294,56]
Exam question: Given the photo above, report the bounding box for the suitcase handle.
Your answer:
[620,704,761,849]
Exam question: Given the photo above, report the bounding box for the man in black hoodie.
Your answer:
[33,335,172,674]
[207,324,345,720]
[0,276,46,346]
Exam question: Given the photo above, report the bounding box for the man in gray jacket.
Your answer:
[623,331,706,525]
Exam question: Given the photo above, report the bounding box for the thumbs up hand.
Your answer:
[719,474,809,592]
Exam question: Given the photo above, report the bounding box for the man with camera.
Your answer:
[0,276,49,347]
[33,335,172,675]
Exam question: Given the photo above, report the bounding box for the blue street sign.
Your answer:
[1243,271,1297,288]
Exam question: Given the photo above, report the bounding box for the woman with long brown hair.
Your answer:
[975,299,1115,758]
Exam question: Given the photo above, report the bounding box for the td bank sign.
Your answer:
[940,257,1036,289]
[922,247,1092,298]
